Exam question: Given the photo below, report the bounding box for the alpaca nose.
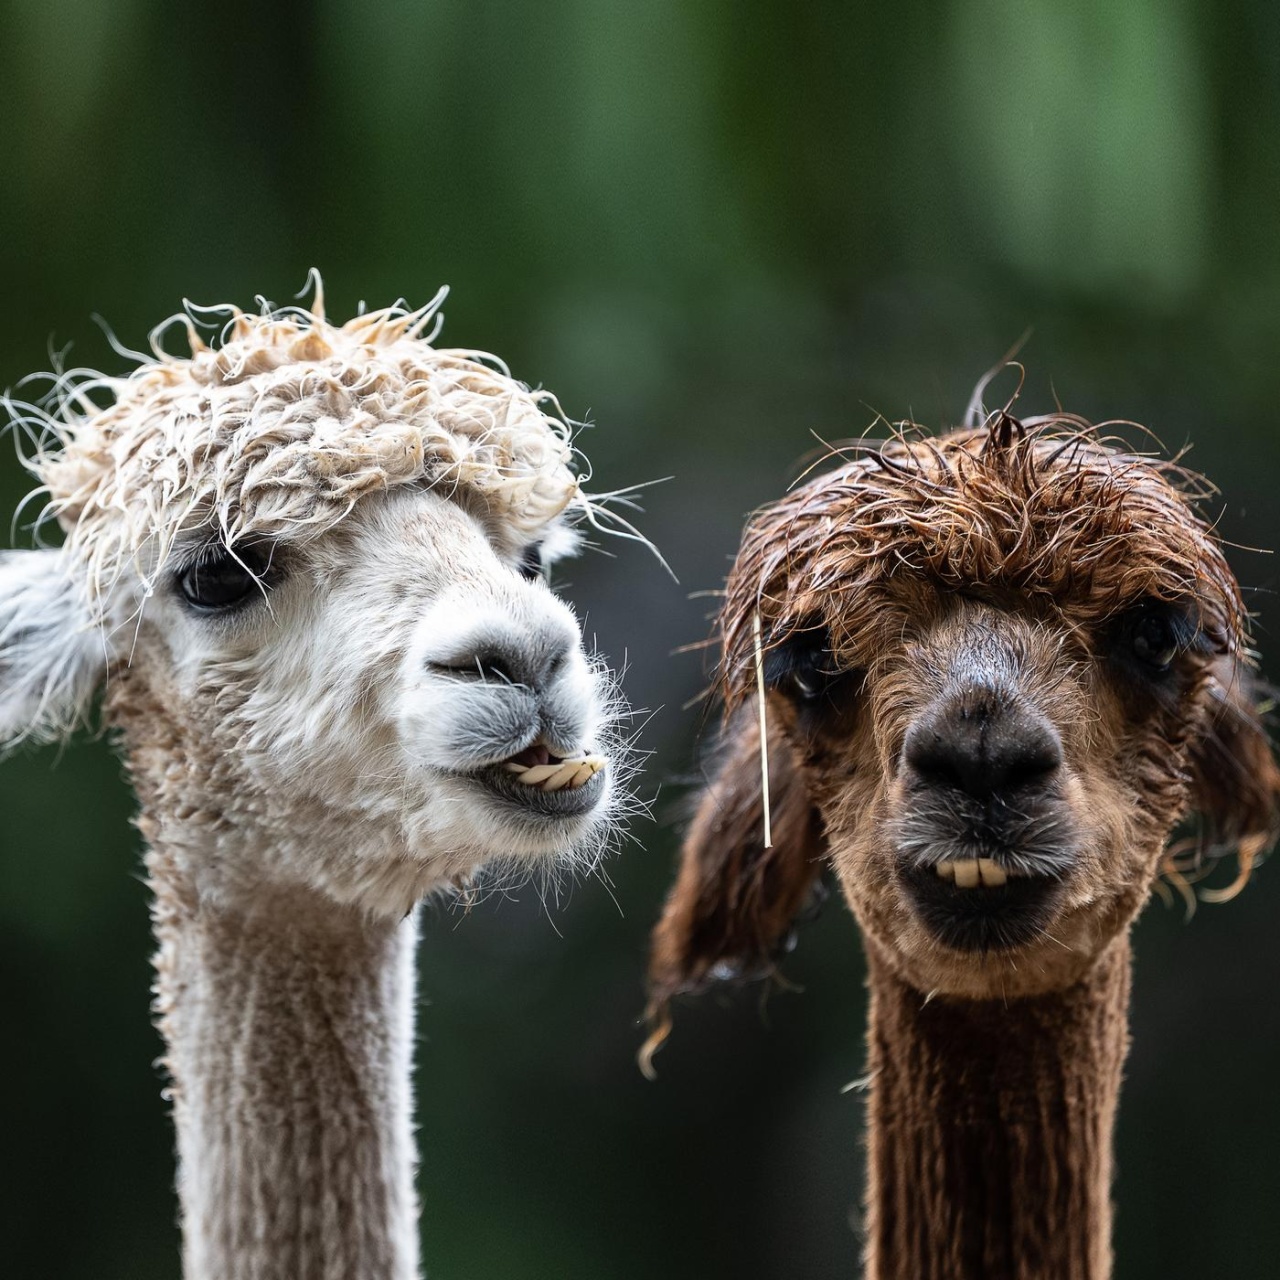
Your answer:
[427,617,578,693]
[902,689,1063,799]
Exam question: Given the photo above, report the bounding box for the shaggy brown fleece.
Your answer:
[864,939,1129,1280]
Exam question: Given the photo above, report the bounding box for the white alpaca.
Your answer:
[0,281,636,1279]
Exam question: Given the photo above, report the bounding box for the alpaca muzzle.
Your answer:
[891,683,1080,951]
[476,737,609,817]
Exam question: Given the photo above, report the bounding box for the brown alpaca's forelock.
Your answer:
[717,414,1245,716]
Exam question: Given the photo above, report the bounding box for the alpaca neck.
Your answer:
[148,857,420,1280]
[862,939,1131,1280]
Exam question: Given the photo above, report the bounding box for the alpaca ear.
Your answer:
[1186,656,1280,889]
[0,550,104,753]
[645,708,826,1056]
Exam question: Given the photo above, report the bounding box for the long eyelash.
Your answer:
[174,541,230,576]
[1128,601,1207,658]
[1168,610,1210,657]
[173,540,278,585]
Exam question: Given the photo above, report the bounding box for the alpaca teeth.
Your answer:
[507,755,606,791]
[538,757,605,791]
[515,763,561,784]
[541,763,579,791]
[933,858,1009,888]
[977,857,1007,887]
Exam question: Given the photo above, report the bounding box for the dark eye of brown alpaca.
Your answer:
[177,545,271,612]
[1131,616,1178,670]
[518,543,544,582]
[764,628,845,704]
[1120,601,1195,675]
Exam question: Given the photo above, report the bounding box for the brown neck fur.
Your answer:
[863,939,1131,1280]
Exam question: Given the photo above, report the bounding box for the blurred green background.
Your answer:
[2,1,1278,1276]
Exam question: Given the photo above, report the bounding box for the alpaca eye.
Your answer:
[764,629,840,704]
[518,544,544,583]
[1126,607,1185,672]
[789,667,824,701]
[178,546,268,611]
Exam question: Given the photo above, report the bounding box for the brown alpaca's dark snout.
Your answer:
[901,684,1064,805]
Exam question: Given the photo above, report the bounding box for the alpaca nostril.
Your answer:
[905,737,969,793]
[427,626,577,693]
[903,702,1063,800]
[474,653,517,684]
[1001,737,1063,791]
[429,650,522,686]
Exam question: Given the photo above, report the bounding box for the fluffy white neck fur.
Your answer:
[147,850,420,1280]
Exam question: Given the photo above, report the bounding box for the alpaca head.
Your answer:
[0,287,633,916]
[650,412,1280,1019]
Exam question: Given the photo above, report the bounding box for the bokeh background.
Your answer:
[2,2,1278,1277]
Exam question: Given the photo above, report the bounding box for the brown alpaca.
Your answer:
[646,409,1280,1279]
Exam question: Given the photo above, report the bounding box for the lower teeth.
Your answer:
[935,857,1008,888]
[502,755,606,791]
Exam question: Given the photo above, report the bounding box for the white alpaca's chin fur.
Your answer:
[405,769,616,865]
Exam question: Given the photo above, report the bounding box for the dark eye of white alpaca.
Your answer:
[518,543,544,582]
[177,545,271,612]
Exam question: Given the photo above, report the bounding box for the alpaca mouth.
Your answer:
[469,742,608,819]
[891,795,1078,950]
[500,741,607,792]
[898,859,1065,953]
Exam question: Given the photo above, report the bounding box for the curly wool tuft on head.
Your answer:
[9,282,590,617]
[717,412,1247,712]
